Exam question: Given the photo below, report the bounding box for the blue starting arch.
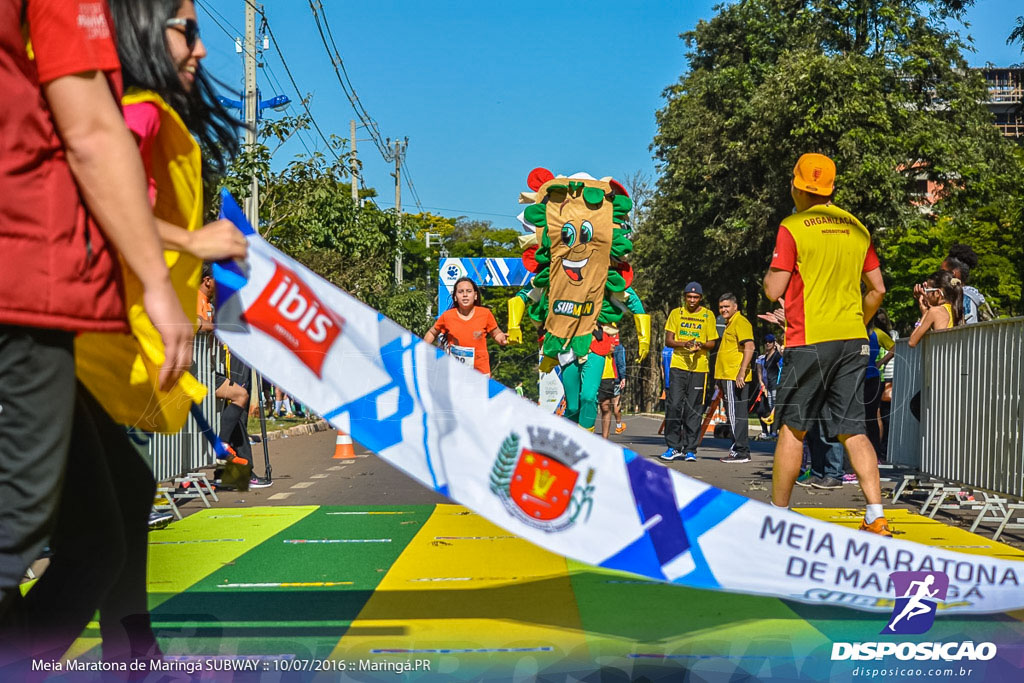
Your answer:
[436,257,533,312]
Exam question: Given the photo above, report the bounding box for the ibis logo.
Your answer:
[243,262,343,377]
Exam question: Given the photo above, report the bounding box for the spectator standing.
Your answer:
[796,424,845,489]
[942,243,992,324]
[0,0,192,666]
[597,345,620,439]
[763,153,890,536]
[198,270,269,489]
[612,337,627,434]
[908,269,962,421]
[909,270,963,345]
[864,312,894,457]
[754,333,783,439]
[714,293,755,464]
[660,282,719,462]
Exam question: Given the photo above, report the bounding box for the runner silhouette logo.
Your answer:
[881,571,948,635]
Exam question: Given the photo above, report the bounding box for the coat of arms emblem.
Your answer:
[489,426,595,532]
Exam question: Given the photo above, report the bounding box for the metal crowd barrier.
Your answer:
[148,332,222,483]
[919,317,1024,498]
[885,337,922,468]
[883,317,1024,539]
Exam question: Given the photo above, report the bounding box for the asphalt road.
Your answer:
[184,414,1024,549]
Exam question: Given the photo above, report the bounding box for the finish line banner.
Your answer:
[212,192,1023,616]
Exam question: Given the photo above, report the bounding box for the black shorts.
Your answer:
[597,378,617,402]
[775,339,870,438]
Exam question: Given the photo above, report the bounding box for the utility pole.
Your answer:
[243,0,259,229]
[425,231,440,320]
[392,137,407,284]
[350,120,359,206]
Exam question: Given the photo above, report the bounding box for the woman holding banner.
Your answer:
[28,0,244,664]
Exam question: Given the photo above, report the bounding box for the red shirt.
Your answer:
[432,306,498,374]
[0,0,127,332]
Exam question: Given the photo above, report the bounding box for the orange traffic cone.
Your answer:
[698,392,728,440]
[333,430,356,459]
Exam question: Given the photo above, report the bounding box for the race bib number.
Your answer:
[449,344,475,365]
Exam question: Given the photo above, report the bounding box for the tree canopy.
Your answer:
[638,0,1023,331]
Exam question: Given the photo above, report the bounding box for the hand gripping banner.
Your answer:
[212,192,1023,615]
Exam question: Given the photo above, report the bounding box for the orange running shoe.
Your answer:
[859,517,893,537]
[615,422,627,434]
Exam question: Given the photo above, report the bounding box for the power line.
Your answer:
[401,158,423,212]
[259,13,342,163]
[195,0,258,62]
[307,0,391,161]
[198,0,341,161]
[306,1,431,219]
[261,60,316,157]
[196,1,316,158]
[372,201,518,220]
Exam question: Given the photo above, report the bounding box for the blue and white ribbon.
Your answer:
[213,191,1023,615]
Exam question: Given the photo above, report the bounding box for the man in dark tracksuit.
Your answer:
[660,282,719,462]
[715,293,756,464]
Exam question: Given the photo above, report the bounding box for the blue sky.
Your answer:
[196,0,1024,229]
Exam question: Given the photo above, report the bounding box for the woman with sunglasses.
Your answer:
[59,0,242,664]
[909,269,963,348]
[907,270,962,422]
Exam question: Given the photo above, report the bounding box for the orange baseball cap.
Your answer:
[792,153,835,195]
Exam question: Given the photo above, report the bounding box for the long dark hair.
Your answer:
[870,308,892,334]
[449,277,482,310]
[108,0,240,182]
[927,269,964,327]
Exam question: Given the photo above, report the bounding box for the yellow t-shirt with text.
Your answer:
[665,305,719,373]
[715,311,754,381]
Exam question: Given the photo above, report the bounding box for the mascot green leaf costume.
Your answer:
[508,168,650,430]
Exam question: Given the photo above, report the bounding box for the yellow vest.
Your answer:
[75,90,207,433]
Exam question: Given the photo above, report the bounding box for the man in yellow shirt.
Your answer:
[714,293,756,463]
[763,153,890,536]
[660,282,718,462]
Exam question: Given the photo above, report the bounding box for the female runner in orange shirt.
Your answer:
[424,277,508,376]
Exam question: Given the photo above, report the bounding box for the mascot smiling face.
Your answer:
[522,169,633,361]
[545,178,614,290]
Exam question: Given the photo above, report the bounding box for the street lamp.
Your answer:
[217,91,290,120]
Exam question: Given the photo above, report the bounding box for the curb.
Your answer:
[260,419,331,442]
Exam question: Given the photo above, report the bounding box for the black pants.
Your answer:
[664,368,707,453]
[719,379,750,456]
[0,326,74,623]
[2,386,156,665]
[863,375,883,457]
[217,358,253,466]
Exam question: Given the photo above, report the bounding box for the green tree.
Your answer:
[639,0,1022,332]
[218,110,431,332]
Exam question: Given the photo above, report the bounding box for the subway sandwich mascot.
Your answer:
[507,168,650,430]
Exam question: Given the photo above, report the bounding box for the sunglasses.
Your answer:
[165,17,200,48]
